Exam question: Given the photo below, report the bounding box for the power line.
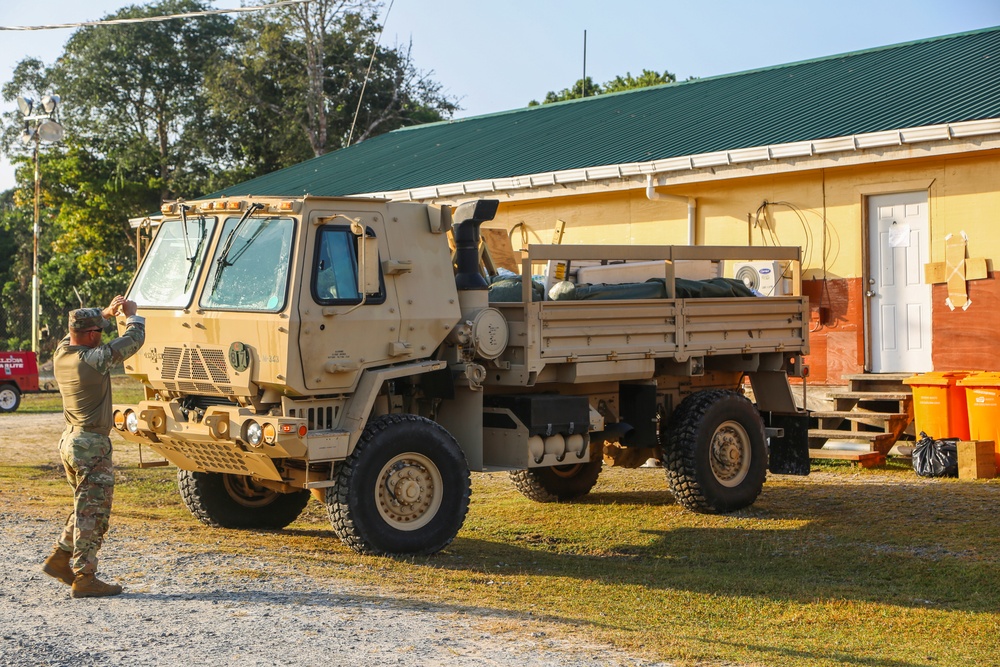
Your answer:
[347,0,394,147]
[0,0,312,32]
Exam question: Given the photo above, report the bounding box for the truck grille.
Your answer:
[161,347,232,395]
[287,401,342,431]
[161,440,250,474]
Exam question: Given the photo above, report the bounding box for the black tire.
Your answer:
[0,384,21,413]
[662,389,767,514]
[177,470,310,529]
[508,458,603,502]
[327,414,471,556]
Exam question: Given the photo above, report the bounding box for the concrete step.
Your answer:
[809,448,886,468]
[808,429,897,454]
[842,373,912,382]
[811,410,907,421]
[829,391,912,401]
[812,410,911,432]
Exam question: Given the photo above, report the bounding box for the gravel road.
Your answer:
[0,413,668,667]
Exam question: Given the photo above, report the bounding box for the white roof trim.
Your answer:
[358,118,1000,202]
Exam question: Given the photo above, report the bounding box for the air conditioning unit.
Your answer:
[729,260,789,296]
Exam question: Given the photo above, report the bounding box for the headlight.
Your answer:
[125,411,139,434]
[262,423,276,444]
[113,410,125,431]
[245,421,263,447]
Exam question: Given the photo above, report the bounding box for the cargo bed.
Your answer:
[490,245,809,386]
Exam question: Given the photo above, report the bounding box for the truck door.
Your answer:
[297,210,400,392]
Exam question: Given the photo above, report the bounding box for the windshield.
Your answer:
[200,215,295,312]
[129,216,217,308]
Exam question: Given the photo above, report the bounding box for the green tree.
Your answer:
[0,0,456,356]
[210,0,458,166]
[51,0,235,202]
[528,69,677,106]
[602,69,677,93]
[0,1,232,353]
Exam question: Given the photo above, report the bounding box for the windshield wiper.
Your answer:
[179,204,193,261]
[183,214,207,292]
[210,202,265,292]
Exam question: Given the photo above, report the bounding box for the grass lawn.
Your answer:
[3,417,998,667]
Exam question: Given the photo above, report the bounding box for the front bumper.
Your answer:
[112,400,348,480]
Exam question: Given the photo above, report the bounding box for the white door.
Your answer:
[867,192,932,373]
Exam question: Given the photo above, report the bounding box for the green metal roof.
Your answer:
[215,26,1000,198]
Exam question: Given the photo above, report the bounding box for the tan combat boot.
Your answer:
[42,548,75,585]
[70,573,123,598]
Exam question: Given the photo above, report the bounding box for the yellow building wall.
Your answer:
[489,149,1000,279]
[485,148,1000,382]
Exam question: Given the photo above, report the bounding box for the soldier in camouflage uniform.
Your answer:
[42,296,145,598]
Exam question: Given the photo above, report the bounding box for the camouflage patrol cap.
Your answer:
[68,308,109,331]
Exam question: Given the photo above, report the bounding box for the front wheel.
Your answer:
[0,384,21,413]
[327,414,471,556]
[662,390,767,514]
[177,470,311,529]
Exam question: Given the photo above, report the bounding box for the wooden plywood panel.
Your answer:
[932,272,1000,371]
[801,277,865,384]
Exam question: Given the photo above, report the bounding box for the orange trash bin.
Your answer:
[903,371,973,441]
[958,372,1000,470]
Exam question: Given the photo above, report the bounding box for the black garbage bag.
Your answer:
[912,431,959,478]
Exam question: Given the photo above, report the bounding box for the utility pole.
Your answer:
[17,94,64,356]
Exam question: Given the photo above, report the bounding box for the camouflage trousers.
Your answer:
[56,427,115,575]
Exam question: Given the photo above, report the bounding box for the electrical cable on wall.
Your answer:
[754,199,816,283]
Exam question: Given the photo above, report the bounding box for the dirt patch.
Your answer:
[0,410,667,667]
[0,412,148,467]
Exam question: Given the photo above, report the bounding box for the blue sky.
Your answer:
[1,0,998,191]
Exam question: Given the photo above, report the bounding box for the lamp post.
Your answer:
[17,94,64,356]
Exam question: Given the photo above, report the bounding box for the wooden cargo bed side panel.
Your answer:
[537,300,679,361]
[682,298,809,355]
[491,294,809,380]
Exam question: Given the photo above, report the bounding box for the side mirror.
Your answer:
[351,220,380,295]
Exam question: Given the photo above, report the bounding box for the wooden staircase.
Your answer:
[808,374,914,467]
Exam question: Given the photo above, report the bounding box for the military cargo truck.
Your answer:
[113,195,810,556]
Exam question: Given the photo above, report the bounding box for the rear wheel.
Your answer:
[663,390,767,513]
[327,414,471,556]
[0,384,21,413]
[509,458,603,503]
[177,470,310,529]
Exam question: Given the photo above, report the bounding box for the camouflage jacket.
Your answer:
[54,316,146,435]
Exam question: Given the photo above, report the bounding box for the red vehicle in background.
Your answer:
[0,351,40,413]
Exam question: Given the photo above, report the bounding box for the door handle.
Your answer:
[865,290,877,298]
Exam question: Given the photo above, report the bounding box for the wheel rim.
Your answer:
[375,453,443,531]
[709,420,752,488]
[0,388,15,410]
[222,474,280,507]
[549,463,585,478]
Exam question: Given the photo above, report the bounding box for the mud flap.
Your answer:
[763,411,810,476]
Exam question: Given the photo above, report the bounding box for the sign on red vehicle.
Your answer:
[1,351,39,392]
[1,351,39,412]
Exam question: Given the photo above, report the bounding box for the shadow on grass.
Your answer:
[687,636,934,667]
[145,474,1000,616]
[430,479,1000,614]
